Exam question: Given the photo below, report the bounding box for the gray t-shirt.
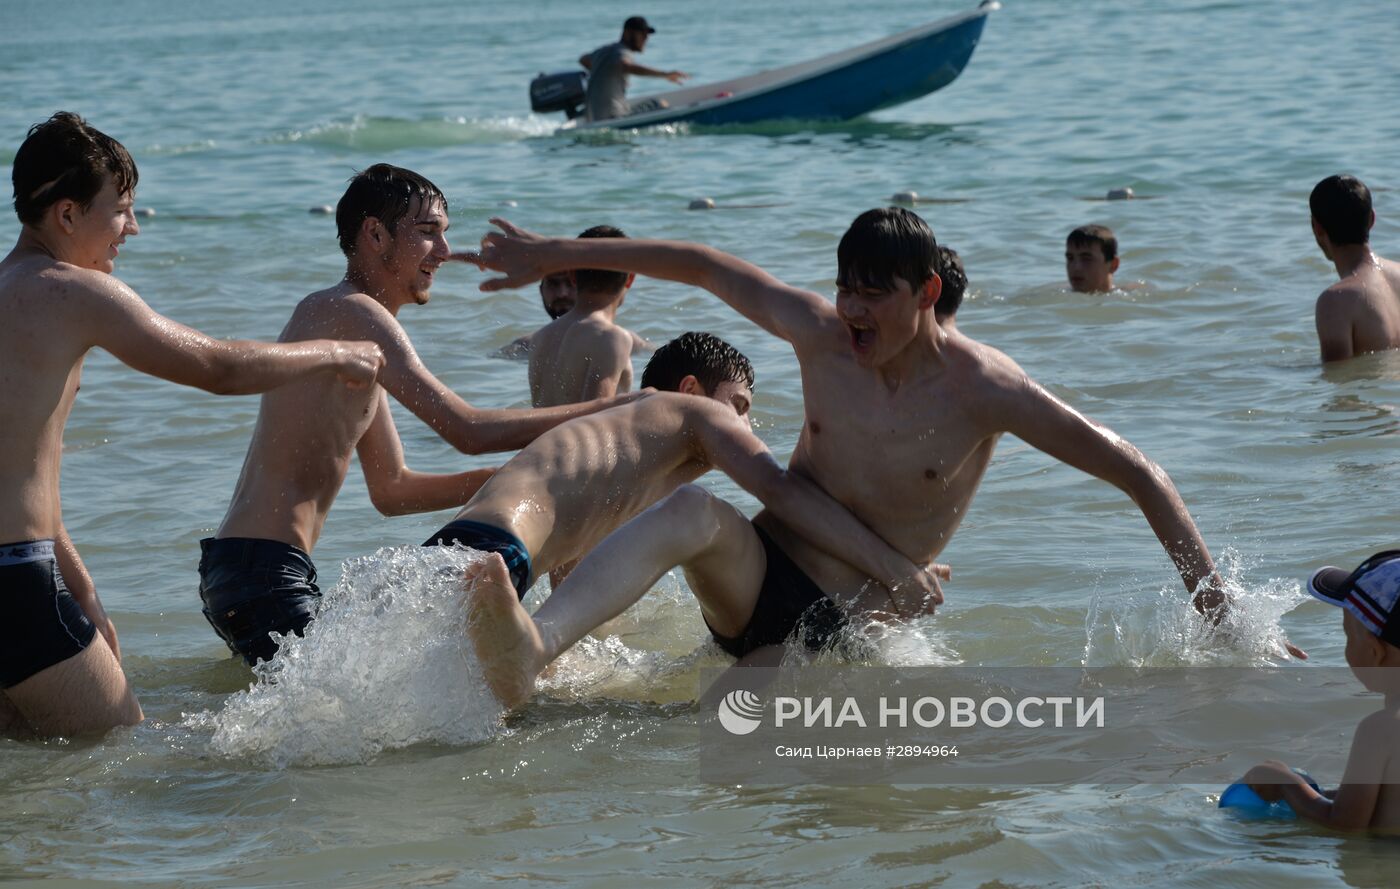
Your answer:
[585,41,632,121]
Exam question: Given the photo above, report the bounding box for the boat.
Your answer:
[529,1,1000,131]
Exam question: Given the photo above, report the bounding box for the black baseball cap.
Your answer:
[1307,549,1400,646]
[624,16,656,34]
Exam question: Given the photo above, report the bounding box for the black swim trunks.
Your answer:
[0,539,97,688]
[422,519,534,599]
[705,524,850,659]
[198,537,321,666]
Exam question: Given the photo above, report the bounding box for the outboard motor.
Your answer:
[529,70,588,119]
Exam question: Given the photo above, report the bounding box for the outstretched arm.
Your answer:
[79,273,383,393]
[356,391,496,516]
[358,304,643,455]
[623,61,688,83]
[460,219,836,347]
[690,402,944,614]
[982,369,1221,608]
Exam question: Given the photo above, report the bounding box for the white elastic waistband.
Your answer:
[0,539,56,567]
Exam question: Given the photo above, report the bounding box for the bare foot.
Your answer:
[464,553,547,710]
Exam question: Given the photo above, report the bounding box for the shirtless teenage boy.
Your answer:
[1309,175,1400,362]
[500,261,652,359]
[528,226,644,406]
[423,332,941,703]
[202,165,637,666]
[0,113,383,736]
[461,208,1301,707]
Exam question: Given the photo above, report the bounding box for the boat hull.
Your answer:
[565,4,996,131]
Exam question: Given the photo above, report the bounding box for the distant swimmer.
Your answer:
[1309,174,1400,363]
[466,208,1303,700]
[418,333,941,708]
[529,226,650,407]
[0,113,383,737]
[1065,224,1142,293]
[579,16,689,122]
[499,265,652,359]
[201,165,644,667]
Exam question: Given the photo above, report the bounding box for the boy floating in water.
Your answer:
[1241,551,1400,831]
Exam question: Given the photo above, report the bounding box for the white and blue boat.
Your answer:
[531,2,1000,131]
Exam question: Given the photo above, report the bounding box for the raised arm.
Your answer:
[463,219,836,347]
[688,401,943,613]
[79,273,382,393]
[355,391,496,516]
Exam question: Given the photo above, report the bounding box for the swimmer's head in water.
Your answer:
[1310,174,1373,248]
[934,245,967,317]
[1066,224,1119,293]
[573,225,632,298]
[336,164,448,258]
[12,111,138,227]
[642,332,755,417]
[539,273,576,318]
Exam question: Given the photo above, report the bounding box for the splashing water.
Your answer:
[1081,549,1307,668]
[201,545,504,767]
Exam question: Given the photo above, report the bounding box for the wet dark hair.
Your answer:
[1310,174,1372,246]
[336,163,447,257]
[12,112,138,226]
[641,332,755,394]
[573,225,630,295]
[1067,224,1117,262]
[934,245,966,317]
[836,207,939,296]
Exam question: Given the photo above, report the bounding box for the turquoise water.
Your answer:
[3,0,1400,885]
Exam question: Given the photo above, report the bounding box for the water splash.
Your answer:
[1081,550,1306,667]
[202,545,503,767]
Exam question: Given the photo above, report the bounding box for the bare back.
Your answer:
[455,393,712,576]
[215,287,382,550]
[0,255,101,542]
[1316,256,1400,361]
[528,311,633,406]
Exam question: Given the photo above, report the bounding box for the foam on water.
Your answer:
[203,545,503,767]
[1081,549,1308,667]
[266,113,558,150]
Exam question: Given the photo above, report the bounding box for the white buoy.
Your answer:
[891,190,919,204]
[133,207,156,218]
[688,197,716,210]
[308,205,334,215]
[499,200,518,208]
[1106,187,1135,201]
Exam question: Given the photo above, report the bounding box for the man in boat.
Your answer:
[0,112,385,737]
[1309,174,1400,362]
[580,16,689,122]
[200,165,643,667]
[457,207,1304,708]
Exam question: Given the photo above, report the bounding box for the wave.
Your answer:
[264,114,558,151]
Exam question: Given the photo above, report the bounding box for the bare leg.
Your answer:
[467,486,767,710]
[2,635,142,737]
[547,558,580,591]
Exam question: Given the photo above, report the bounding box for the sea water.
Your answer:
[2,0,1399,885]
